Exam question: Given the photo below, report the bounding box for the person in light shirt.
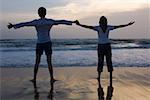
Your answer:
[75,16,134,99]
[8,7,76,83]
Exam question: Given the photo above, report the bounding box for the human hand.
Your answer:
[75,20,80,25]
[72,20,77,23]
[128,21,135,25]
[7,23,14,29]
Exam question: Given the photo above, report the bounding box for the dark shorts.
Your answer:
[97,43,113,72]
[36,42,52,55]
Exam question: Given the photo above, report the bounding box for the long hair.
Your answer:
[99,16,107,33]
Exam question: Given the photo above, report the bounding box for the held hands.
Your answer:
[128,21,135,26]
[74,20,80,25]
[7,23,14,29]
[72,20,80,25]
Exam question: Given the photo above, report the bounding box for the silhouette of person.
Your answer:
[7,7,76,83]
[75,16,134,99]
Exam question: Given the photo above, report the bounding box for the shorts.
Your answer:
[36,41,52,55]
[97,43,113,72]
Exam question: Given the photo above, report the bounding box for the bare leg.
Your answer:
[47,54,55,82]
[105,44,113,87]
[31,54,41,82]
[98,71,102,88]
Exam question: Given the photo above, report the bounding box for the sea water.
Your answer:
[0,39,150,67]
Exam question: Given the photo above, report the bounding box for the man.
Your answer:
[8,7,76,83]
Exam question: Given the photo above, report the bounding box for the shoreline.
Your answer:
[1,66,150,68]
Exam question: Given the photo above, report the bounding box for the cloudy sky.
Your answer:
[0,0,150,39]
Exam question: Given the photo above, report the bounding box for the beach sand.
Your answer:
[1,67,150,100]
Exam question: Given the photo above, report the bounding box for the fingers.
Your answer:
[128,21,135,25]
[132,21,135,24]
[7,24,11,29]
[130,21,134,24]
[75,20,80,25]
[7,23,13,29]
[73,20,77,23]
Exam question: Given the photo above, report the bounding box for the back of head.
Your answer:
[99,16,107,26]
[38,7,46,18]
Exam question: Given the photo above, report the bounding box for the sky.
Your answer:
[0,0,150,39]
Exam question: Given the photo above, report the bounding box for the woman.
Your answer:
[75,16,134,99]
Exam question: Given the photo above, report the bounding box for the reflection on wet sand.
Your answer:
[31,81,39,100]
[31,81,55,100]
[97,76,114,100]
[47,81,54,100]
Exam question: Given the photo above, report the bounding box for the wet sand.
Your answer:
[1,67,150,100]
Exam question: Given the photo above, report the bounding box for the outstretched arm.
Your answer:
[53,20,76,25]
[113,21,135,29]
[7,20,36,29]
[75,20,95,30]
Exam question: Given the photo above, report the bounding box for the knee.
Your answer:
[108,67,113,72]
[97,66,103,72]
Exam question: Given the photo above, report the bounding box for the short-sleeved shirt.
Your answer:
[14,18,73,43]
[93,25,115,44]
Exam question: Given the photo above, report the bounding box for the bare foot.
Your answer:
[30,79,36,83]
[51,78,58,83]
[47,92,53,99]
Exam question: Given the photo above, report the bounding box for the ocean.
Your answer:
[0,39,150,67]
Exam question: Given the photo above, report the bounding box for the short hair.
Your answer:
[38,7,46,18]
